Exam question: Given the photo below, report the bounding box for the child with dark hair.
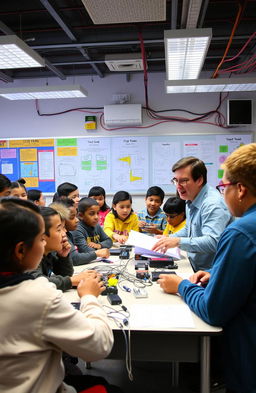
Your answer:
[104,191,139,244]
[0,197,114,393]
[72,197,112,264]
[0,174,11,197]
[10,178,27,200]
[163,197,186,235]
[27,189,46,206]
[88,186,110,226]
[31,206,96,291]
[53,182,80,207]
[137,186,167,235]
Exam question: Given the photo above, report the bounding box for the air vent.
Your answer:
[105,53,145,72]
[81,0,166,24]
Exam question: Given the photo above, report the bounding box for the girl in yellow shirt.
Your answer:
[163,197,186,235]
[104,191,139,244]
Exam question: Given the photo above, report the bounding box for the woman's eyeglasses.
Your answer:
[216,182,237,194]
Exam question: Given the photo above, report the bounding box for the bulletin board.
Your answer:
[0,133,252,194]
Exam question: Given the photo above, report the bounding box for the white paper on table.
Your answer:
[129,304,195,329]
[127,230,181,260]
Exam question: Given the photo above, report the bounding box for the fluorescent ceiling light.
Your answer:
[165,78,256,93]
[0,85,88,100]
[0,35,45,69]
[164,28,212,80]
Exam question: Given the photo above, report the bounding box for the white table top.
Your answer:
[64,252,222,334]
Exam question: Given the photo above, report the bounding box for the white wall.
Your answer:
[0,72,255,211]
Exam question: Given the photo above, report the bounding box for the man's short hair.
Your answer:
[172,156,207,185]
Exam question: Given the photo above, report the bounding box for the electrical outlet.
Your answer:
[112,94,130,104]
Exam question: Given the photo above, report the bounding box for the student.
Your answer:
[88,186,111,226]
[31,206,95,291]
[72,197,112,264]
[104,190,139,244]
[27,189,46,206]
[137,186,167,235]
[52,198,108,266]
[153,157,233,271]
[0,197,114,393]
[0,174,11,196]
[163,196,186,235]
[53,182,80,207]
[158,143,256,393]
[10,178,27,199]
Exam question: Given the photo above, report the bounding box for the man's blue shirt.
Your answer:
[172,184,233,270]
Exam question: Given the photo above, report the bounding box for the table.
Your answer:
[64,253,222,393]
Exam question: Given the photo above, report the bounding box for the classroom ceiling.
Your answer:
[0,0,255,83]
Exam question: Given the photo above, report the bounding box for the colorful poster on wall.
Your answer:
[216,134,252,183]
[183,139,217,187]
[77,138,111,193]
[55,138,80,188]
[0,148,19,181]
[2,139,56,192]
[111,137,149,191]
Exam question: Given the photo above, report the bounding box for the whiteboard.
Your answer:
[0,133,252,194]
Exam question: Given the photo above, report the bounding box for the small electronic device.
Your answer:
[149,257,175,268]
[71,302,80,310]
[101,285,118,296]
[107,293,122,305]
[133,288,148,298]
[136,271,150,279]
[119,248,130,259]
[135,261,149,270]
[135,254,148,260]
[120,244,133,250]
[151,271,177,281]
[109,248,122,256]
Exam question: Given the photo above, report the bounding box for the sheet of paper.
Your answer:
[129,304,195,329]
[127,230,180,260]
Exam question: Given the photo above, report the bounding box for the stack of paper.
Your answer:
[127,230,180,260]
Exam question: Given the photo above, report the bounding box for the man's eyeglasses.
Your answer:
[216,182,237,194]
[171,178,189,186]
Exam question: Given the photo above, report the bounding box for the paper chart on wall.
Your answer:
[216,134,252,183]
[183,140,216,186]
[152,141,181,185]
[77,138,111,192]
[55,139,80,187]
[111,137,149,191]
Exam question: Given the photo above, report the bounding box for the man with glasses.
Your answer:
[153,156,233,271]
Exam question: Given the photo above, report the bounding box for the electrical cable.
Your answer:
[103,305,133,381]
[212,0,246,78]
[138,30,149,109]
[221,31,256,64]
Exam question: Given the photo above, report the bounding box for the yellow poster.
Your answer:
[20,148,37,161]
[0,140,7,148]
[23,177,39,188]
[10,139,54,148]
[57,147,78,156]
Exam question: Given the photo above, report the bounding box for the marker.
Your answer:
[123,286,131,292]
[101,259,113,263]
